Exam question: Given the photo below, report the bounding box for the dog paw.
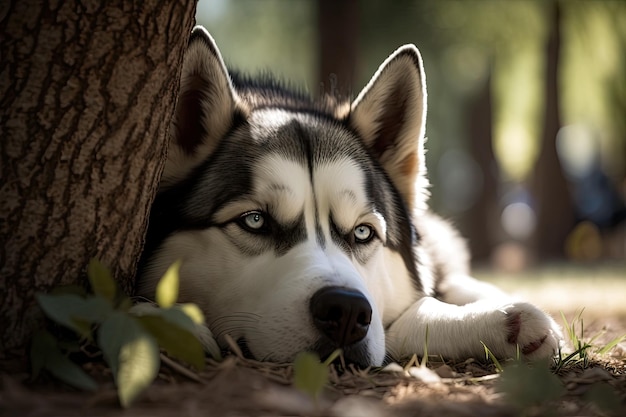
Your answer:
[499,302,563,359]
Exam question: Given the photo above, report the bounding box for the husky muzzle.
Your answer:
[310,286,372,349]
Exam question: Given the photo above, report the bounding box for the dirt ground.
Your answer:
[2,265,625,417]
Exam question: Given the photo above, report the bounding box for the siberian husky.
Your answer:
[137,26,562,367]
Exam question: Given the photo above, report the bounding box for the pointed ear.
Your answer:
[348,45,428,211]
[162,26,245,187]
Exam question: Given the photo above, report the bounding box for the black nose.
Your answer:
[310,286,372,347]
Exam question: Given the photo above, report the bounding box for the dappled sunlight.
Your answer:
[501,202,536,240]
[476,265,626,319]
[197,1,626,265]
[494,124,540,182]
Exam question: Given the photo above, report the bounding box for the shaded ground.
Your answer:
[2,264,626,416]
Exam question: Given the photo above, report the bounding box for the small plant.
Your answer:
[498,359,566,414]
[554,309,626,373]
[554,309,593,371]
[293,349,341,404]
[494,309,625,415]
[481,341,505,373]
[31,259,209,407]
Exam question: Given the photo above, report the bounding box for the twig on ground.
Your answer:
[160,354,203,383]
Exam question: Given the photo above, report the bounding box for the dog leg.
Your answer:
[386,297,562,361]
[435,274,510,305]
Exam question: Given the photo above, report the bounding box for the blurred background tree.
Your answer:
[196,0,626,269]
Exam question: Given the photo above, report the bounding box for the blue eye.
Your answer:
[239,211,267,233]
[354,224,374,243]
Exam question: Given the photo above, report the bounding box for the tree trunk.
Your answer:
[316,0,359,98]
[531,1,575,259]
[463,68,502,263]
[0,0,197,361]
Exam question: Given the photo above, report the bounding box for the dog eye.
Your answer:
[354,224,374,243]
[238,211,268,233]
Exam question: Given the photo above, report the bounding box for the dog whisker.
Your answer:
[213,323,260,335]
[211,313,263,342]
[211,321,259,335]
[209,312,260,326]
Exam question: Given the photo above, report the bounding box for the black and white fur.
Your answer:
[137,26,562,367]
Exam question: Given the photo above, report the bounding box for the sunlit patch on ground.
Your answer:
[476,263,626,319]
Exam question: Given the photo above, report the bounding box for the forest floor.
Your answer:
[2,263,625,417]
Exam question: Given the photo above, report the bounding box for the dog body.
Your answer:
[137,26,562,367]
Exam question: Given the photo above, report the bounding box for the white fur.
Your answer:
[144,149,562,364]
[140,30,563,366]
[386,297,562,361]
[142,155,397,364]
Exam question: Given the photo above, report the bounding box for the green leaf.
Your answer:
[137,312,205,369]
[157,306,196,333]
[46,349,99,392]
[75,296,114,323]
[595,334,626,356]
[36,293,113,338]
[584,382,622,415]
[71,319,94,340]
[293,352,328,400]
[498,360,565,410]
[30,330,54,378]
[176,303,205,325]
[98,312,160,407]
[117,296,133,313]
[87,258,116,303]
[30,330,98,391]
[156,260,181,308]
[98,312,140,377]
[117,331,160,407]
[57,339,82,353]
[37,293,87,336]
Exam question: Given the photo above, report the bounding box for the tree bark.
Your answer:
[316,0,359,99]
[0,0,197,360]
[531,1,575,259]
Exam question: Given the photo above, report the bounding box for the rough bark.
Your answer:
[531,1,575,259]
[316,0,359,98]
[0,0,197,360]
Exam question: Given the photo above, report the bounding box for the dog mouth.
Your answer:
[231,337,371,368]
[312,338,372,369]
[234,337,255,359]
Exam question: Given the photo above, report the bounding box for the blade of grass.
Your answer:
[322,349,342,367]
[595,334,626,356]
[481,341,503,373]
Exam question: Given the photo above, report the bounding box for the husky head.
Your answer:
[139,26,429,367]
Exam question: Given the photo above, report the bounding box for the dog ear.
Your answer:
[348,45,429,211]
[162,26,244,188]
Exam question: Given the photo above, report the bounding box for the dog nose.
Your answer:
[310,286,372,347]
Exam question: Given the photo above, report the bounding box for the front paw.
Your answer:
[499,302,563,360]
